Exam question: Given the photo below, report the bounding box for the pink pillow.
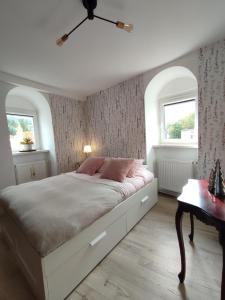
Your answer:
[98,157,112,173]
[127,159,144,177]
[100,158,135,182]
[77,157,105,175]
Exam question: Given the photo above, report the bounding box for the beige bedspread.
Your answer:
[0,171,153,257]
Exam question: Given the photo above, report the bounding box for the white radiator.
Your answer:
[157,159,194,194]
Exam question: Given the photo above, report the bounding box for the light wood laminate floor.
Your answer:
[0,195,222,300]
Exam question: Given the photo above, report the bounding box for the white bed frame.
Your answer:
[1,178,158,300]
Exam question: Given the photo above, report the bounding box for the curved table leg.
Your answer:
[189,213,194,242]
[175,204,186,283]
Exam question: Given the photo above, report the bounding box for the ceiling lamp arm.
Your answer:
[68,16,88,36]
[56,16,88,46]
[94,15,133,32]
[94,15,117,25]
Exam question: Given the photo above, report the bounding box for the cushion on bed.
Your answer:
[99,157,142,175]
[98,157,111,173]
[100,158,135,182]
[77,157,105,175]
[127,159,144,177]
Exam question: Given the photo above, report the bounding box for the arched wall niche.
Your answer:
[5,86,57,176]
[144,66,198,172]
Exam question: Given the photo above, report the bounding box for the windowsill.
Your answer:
[12,150,49,156]
[153,144,198,149]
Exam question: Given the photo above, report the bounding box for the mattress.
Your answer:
[0,170,154,257]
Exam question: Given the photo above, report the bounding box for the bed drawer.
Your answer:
[46,214,127,300]
[126,182,158,232]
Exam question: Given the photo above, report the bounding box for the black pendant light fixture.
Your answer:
[56,0,133,46]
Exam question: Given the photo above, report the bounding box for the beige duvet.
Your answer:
[0,171,153,257]
[0,173,127,257]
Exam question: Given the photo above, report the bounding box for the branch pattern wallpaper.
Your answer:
[86,75,146,160]
[198,39,225,178]
[49,94,86,173]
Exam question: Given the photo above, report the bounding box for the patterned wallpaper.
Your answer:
[48,38,225,178]
[198,39,225,178]
[49,94,86,173]
[86,75,146,159]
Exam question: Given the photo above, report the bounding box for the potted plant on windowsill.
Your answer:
[20,137,34,151]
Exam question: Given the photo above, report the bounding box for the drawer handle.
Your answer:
[141,196,149,205]
[89,231,107,247]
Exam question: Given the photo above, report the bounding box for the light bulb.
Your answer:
[116,21,133,32]
[116,21,124,29]
[56,34,68,46]
[124,24,133,33]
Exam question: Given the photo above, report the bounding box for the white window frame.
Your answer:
[159,90,198,145]
[6,107,40,152]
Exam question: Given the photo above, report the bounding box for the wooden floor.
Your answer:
[0,195,222,300]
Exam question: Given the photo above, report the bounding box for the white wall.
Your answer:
[38,93,57,175]
[159,77,197,98]
[0,82,16,189]
[0,83,57,190]
[143,50,199,172]
[154,146,198,161]
[6,87,58,177]
[143,50,199,90]
[6,94,36,111]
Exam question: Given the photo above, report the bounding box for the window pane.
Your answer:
[7,114,35,151]
[164,100,196,142]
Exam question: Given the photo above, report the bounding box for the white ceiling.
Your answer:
[1,0,225,98]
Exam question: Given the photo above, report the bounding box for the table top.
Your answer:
[178,179,225,222]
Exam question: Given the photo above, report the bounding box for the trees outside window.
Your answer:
[162,99,197,143]
[167,112,195,139]
[7,114,35,151]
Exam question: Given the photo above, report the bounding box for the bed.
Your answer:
[0,169,158,300]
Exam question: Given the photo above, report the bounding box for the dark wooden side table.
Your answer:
[176,179,225,300]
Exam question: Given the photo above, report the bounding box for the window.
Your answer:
[161,98,197,144]
[7,114,36,152]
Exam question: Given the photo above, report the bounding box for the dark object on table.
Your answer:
[176,179,225,300]
[208,166,215,193]
[208,159,225,200]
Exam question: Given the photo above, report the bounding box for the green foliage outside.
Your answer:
[7,118,18,136]
[18,119,32,131]
[167,113,195,139]
[7,115,33,136]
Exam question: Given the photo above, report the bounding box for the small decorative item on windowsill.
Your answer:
[208,159,225,200]
[20,136,34,152]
